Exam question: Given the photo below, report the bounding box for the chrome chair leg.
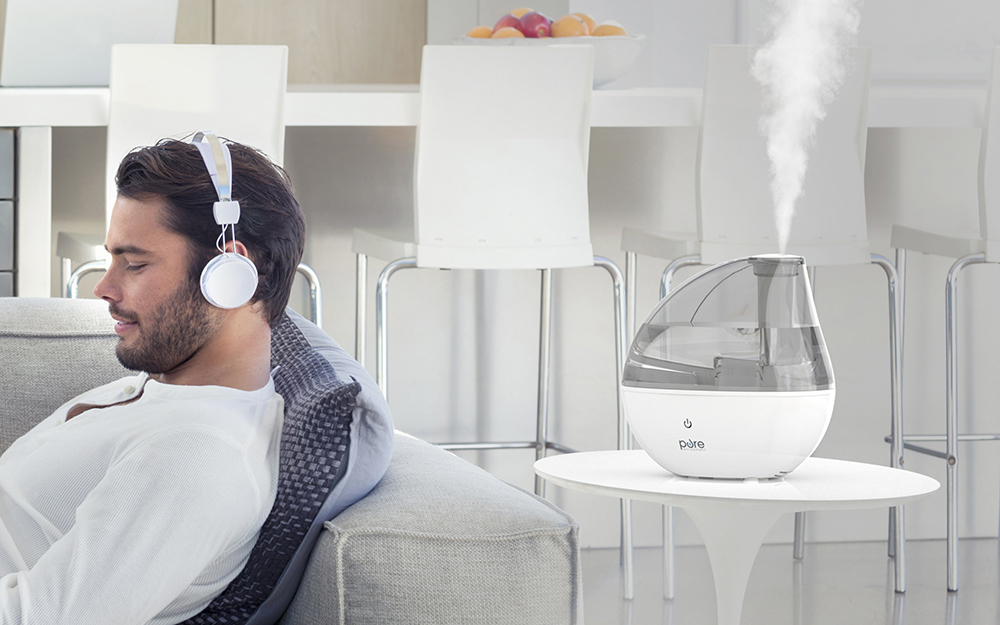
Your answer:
[895,249,907,364]
[663,504,675,600]
[944,253,985,592]
[807,265,818,290]
[657,254,701,599]
[356,253,368,366]
[375,258,417,399]
[888,248,908,558]
[594,256,633,600]
[660,255,701,300]
[534,269,554,497]
[872,253,905,592]
[793,513,806,560]
[295,263,323,329]
[793,267,819,561]
[795,262,811,556]
[946,592,958,625]
[625,251,637,342]
[60,258,73,298]
[65,260,109,298]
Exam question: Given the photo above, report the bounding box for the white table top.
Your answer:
[0,83,986,128]
[534,451,939,513]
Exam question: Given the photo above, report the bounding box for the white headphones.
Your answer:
[191,131,259,309]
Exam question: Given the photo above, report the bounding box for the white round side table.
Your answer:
[534,451,939,625]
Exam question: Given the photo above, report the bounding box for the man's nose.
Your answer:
[92,265,118,302]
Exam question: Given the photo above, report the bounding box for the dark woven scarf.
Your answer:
[180,315,358,625]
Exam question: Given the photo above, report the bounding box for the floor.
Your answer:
[581,538,999,624]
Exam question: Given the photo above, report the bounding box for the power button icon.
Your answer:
[683,419,692,428]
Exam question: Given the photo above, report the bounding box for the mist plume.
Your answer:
[751,0,862,252]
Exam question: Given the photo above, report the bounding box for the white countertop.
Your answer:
[0,82,987,129]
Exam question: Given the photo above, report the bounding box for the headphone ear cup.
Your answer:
[200,253,259,309]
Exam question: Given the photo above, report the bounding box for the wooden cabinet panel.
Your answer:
[215,0,426,84]
[175,0,212,44]
[0,0,426,84]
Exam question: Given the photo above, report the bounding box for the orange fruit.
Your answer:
[551,15,588,37]
[572,12,597,34]
[510,7,533,18]
[492,26,525,38]
[466,25,493,38]
[592,20,628,36]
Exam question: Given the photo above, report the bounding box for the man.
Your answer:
[0,135,304,624]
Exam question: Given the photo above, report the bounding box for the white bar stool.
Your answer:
[888,46,1000,592]
[621,46,907,597]
[352,44,634,597]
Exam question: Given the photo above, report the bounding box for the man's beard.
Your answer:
[111,278,221,374]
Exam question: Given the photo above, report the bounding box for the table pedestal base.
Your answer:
[683,506,784,625]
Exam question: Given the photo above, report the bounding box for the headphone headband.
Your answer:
[192,131,240,225]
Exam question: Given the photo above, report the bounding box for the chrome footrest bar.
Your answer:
[900,443,951,461]
[898,434,1000,442]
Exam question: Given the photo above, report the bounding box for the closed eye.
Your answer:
[125,264,147,272]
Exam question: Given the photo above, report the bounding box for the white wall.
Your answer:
[856,0,1000,81]
[52,0,1000,550]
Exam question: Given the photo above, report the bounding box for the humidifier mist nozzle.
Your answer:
[752,255,806,370]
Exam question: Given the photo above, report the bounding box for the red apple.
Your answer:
[518,11,552,38]
[493,13,520,33]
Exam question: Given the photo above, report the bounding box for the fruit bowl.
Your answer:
[455,34,644,88]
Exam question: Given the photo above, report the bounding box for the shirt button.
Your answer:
[124,385,136,394]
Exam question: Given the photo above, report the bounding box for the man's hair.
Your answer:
[115,137,305,326]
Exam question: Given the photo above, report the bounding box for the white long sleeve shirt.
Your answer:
[0,372,283,624]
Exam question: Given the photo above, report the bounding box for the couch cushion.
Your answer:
[282,308,394,524]
[280,433,583,625]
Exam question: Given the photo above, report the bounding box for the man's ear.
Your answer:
[224,239,251,260]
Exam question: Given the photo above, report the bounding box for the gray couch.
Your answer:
[0,297,582,625]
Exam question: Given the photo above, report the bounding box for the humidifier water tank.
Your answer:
[621,255,834,479]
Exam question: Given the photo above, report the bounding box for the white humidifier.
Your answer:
[621,255,835,479]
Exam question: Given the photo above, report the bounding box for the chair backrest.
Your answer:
[413,44,595,270]
[980,47,1000,261]
[105,44,288,225]
[696,46,872,267]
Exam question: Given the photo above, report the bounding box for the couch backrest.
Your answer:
[0,297,128,449]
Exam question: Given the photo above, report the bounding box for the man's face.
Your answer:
[94,195,222,374]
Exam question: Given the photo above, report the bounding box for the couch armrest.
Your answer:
[280,433,582,625]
